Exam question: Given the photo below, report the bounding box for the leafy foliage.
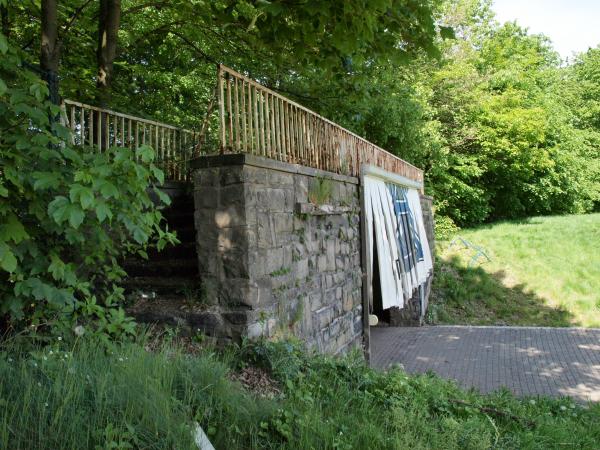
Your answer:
[3,0,598,228]
[0,37,175,334]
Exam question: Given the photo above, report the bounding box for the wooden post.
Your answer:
[359,167,372,363]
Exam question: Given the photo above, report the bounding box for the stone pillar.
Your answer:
[191,154,364,354]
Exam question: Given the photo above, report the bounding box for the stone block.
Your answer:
[268,170,294,187]
[220,166,245,185]
[223,310,249,325]
[217,226,248,252]
[194,187,219,209]
[257,189,286,212]
[295,258,309,280]
[198,250,220,276]
[220,184,245,207]
[315,305,333,329]
[257,213,276,248]
[255,279,275,306]
[263,247,285,275]
[222,249,249,279]
[194,168,219,187]
[317,254,328,272]
[218,278,257,308]
[273,212,294,233]
[342,290,353,312]
[214,205,246,228]
[243,165,268,184]
[294,175,309,203]
[326,240,336,271]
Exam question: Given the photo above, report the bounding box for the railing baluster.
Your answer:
[247,83,254,154]
[89,109,94,148]
[259,90,266,156]
[234,78,240,151]
[227,74,233,150]
[241,81,247,152]
[218,67,226,153]
[253,85,260,155]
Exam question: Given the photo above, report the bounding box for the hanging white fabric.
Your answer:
[364,171,433,312]
[364,176,403,309]
[405,188,433,286]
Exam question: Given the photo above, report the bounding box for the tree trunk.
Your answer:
[96,0,121,106]
[1,4,9,38]
[40,0,60,105]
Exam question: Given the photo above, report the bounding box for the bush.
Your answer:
[434,215,460,241]
[0,34,175,336]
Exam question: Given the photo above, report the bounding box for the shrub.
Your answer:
[0,34,175,336]
[434,215,460,241]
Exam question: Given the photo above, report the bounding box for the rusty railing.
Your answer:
[217,64,424,183]
[63,99,201,181]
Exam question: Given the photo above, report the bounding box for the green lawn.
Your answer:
[429,213,600,327]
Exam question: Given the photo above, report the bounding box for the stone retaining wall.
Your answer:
[192,154,363,354]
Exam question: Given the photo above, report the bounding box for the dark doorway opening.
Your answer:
[371,227,391,325]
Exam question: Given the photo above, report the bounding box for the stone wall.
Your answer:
[420,194,435,262]
[192,154,363,354]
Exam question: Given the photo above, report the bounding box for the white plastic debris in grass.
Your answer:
[193,422,215,450]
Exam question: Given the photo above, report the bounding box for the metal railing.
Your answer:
[217,64,424,183]
[63,100,201,181]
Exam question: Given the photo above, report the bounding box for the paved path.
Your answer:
[371,326,600,402]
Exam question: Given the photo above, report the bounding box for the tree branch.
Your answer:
[62,0,94,36]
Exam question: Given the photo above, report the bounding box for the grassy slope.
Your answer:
[1,338,599,450]
[430,213,600,327]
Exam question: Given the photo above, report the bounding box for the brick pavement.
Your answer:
[370,326,600,402]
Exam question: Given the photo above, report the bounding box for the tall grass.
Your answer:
[432,213,600,327]
[3,337,600,449]
[0,337,272,449]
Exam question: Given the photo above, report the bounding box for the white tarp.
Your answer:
[364,176,403,309]
[364,174,433,311]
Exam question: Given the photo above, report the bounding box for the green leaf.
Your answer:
[136,145,155,163]
[0,242,17,273]
[0,78,7,96]
[69,184,94,209]
[0,214,29,244]
[132,226,148,244]
[154,187,171,206]
[99,181,120,200]
[48,254,65,281]
[33,172,60,190]
[95,202,112,223]
[48,196,70,225]
[150,165,165,185]
[67,205,85,229]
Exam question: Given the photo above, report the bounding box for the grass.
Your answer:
[1,336,600,449]
[429,213,600,327]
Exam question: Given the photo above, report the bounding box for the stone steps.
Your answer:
[123,192,200,328]
[122,257,198,277]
